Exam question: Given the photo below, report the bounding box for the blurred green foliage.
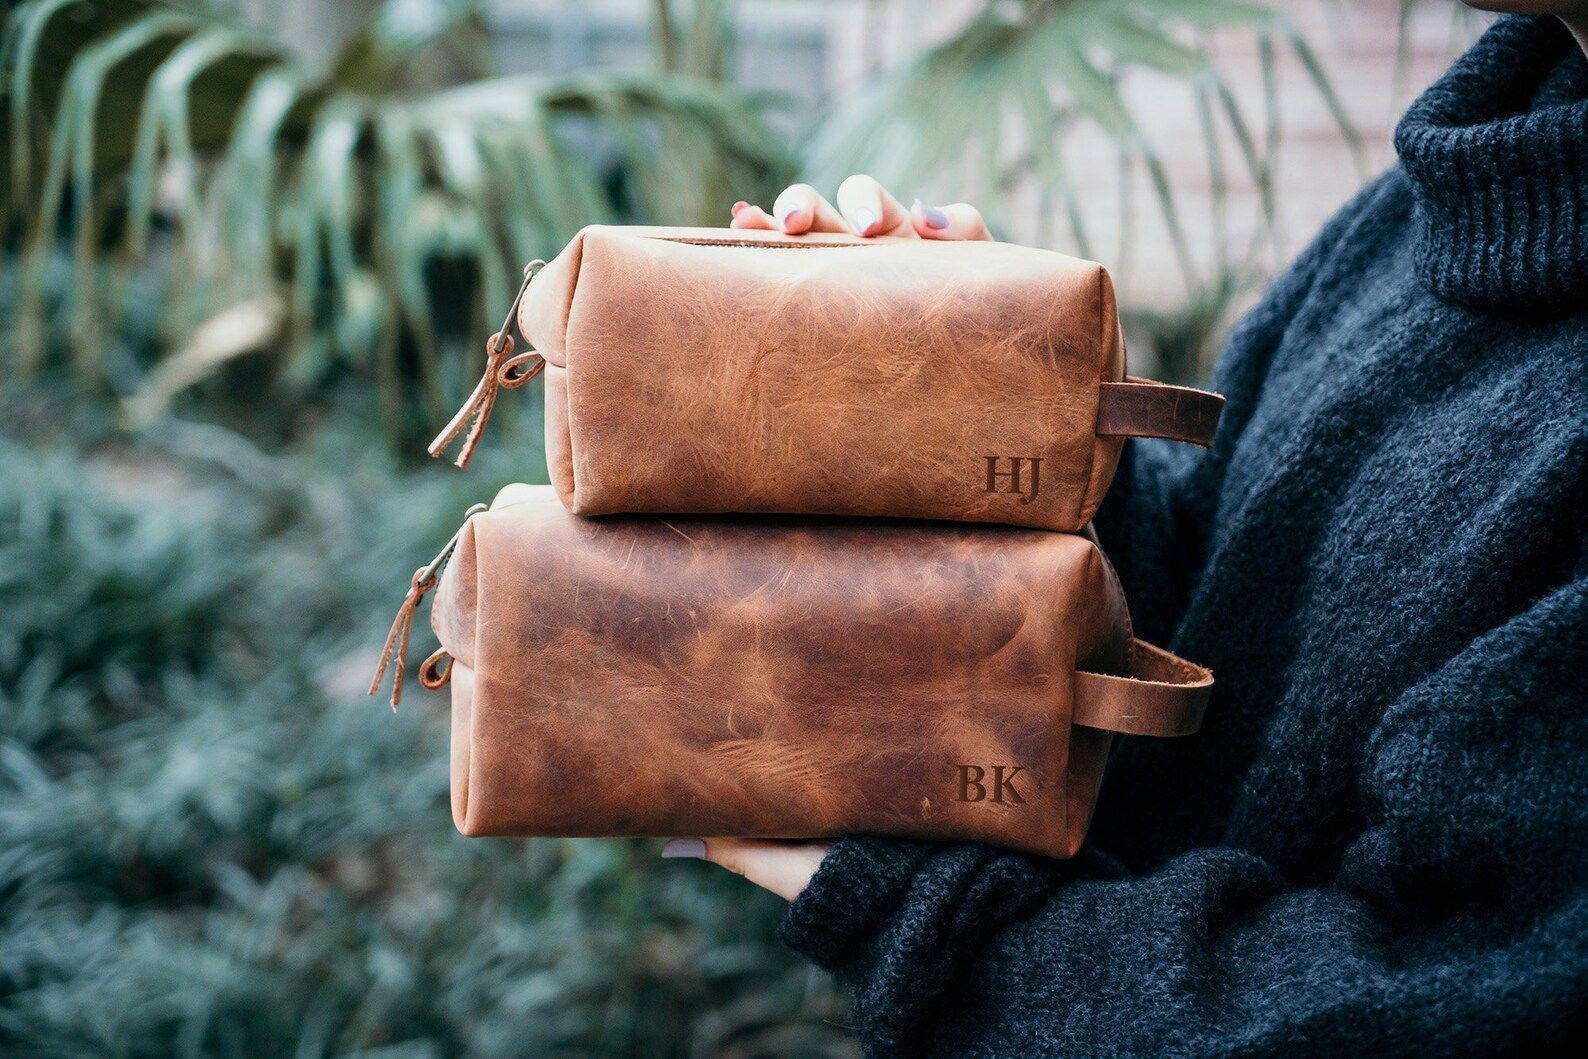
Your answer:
[0,0,1369,411]
[1,0,794,431]
[805,0,1361,302]
[0,422,856,1057]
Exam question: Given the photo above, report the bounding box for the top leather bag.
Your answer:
[430,226,1225,532]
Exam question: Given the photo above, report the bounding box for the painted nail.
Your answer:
[778,205,805,231]
[853,207,879,236]
[730,200,748,217]
[661,838,707,860]
[915,198,949,230]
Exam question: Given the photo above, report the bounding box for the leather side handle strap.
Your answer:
[1097,377,1225,448]
[1073,638,1212,737]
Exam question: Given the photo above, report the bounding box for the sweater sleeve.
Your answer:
[781,565,1588,1056]
[1094,173,1400,643]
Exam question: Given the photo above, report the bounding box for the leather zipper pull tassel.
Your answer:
[369,503,488,709]
[368,566,435,711]
[429,260,547,468]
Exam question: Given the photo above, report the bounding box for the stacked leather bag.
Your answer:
[371,226,1224,859]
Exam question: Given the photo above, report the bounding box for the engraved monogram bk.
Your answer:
[956,765,1028,805]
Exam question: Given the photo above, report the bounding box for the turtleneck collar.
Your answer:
[1394,16,1588,313]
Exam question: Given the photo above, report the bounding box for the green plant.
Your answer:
[803,0,1363,321]
[0,428,856,1057]
[1,0,794,421]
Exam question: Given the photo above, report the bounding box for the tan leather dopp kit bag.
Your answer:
[374,225,1224,859]
[401,486,1212,860]
[430,226,1224,533]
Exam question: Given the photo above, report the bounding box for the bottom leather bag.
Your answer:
[411,485,1212,859]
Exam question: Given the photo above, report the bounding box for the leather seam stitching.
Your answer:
[1083,264,1112,527]
[562,233,590,505]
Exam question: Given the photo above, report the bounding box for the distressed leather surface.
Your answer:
[1097,377,1225,447]
[431,484,1138,858]
[521,225,1129,532]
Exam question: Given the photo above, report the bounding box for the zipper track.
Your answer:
[653,236,870,250]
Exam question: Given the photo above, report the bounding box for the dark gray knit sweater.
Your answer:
[779,16,1588,1056]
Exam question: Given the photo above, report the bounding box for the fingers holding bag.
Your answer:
[910,198,993,241]
[731,175,991,241]
[664,838,831,902]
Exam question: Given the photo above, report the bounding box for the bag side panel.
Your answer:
[450,660,479,834]
[1077,269,1129,527]
[517,231,588,367]
[1059,533,1136,855]
[431,519,481,670]
[543,363,576,507]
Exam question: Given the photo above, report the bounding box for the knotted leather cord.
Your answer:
[369,503,488,709]
[418,648,453,690]
[429,260,547,468]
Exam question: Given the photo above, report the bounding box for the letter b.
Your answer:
[956,765,987,802]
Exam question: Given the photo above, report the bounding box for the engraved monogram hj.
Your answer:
[983,456,1042,504]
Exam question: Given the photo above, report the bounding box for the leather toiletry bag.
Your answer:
[379,485,1213,859]
[430,226,1226,533]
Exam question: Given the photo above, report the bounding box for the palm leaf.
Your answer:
[805,0,1358,295]
[1,0,794,426]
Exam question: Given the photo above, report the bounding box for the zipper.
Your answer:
[368,502,489,709]
[654,236,870,249]
[428,260,546,468]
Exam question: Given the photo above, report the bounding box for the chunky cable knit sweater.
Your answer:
[779,16,1588,1056]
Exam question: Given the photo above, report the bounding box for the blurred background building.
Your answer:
[485,0,1474,308]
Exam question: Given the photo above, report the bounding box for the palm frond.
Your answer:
[0,0,794,424]
[803,0,1361,296]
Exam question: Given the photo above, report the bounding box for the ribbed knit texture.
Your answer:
[779,17,1588,1057]
[1396,16,1588,311]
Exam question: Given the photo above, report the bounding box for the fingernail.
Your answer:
[730,200,748,217]
[853,207,878,236]
[661,838,707,860]
[778,206,804,231]
[915,198,949,230]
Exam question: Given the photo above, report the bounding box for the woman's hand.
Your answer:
[730,174,992,242]
[661,838,831,901]
[659,178,990,904]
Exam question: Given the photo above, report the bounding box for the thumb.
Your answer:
[910,198,993,241]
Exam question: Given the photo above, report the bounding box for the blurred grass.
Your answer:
[0,401,857,1057]
[0,7,844,1051]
